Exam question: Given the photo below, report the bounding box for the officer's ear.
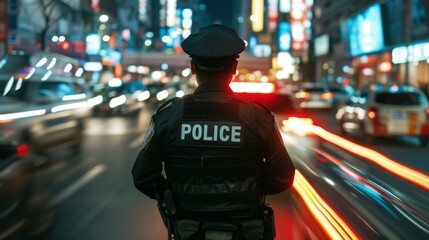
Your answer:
[191,60,196,74]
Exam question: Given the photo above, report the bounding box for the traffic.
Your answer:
[3,64,428,239]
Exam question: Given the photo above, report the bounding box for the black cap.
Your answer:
[181,24,245,70]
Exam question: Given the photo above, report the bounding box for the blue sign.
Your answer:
[347,3,384,56]
[249,35,258,54]
[278,22,291,51]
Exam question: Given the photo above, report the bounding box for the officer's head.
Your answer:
[181,24,245,85]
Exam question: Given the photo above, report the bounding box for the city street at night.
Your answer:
[25,106,427,239]
[1,0,429,239]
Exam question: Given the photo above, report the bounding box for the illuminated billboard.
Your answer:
[268,0,279,30]
[280,0,291,13]
[278,22,291,51]
[290,0,312,51]
[252,0,264,32]
[314,34,329,56]
[347,3,385,56]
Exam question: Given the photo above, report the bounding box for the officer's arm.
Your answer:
[263,116,295,195]
[132,117,166,199]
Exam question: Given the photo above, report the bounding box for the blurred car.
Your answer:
[230,81,298,120]
[0,146,55,239]
[0,52,93,159]
[144,82,189,106]
[335,84,429,146]
[292,83,334,110]
[92,79,146,116]
[327,84,355,110]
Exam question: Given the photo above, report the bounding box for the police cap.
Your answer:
[181,24,245,71]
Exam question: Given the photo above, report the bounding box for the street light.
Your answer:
[99,14,109,23]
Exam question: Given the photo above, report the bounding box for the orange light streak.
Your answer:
[293,170,361,240]
[281,117,314,136]
[283,119,429,191]
[282,121,307,136]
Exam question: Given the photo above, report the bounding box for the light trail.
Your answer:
[283,118,429,191]
[313,147,429,226]
[293,170,361,240]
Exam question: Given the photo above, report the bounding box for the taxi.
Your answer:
[335,84,429,146]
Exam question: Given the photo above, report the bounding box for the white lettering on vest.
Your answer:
[192,124,202,140]
[219,126,230,142]
[213,125,218,141]
[203,125,213,141]
[180,123,242,143]
[181,124,191,140]
[231,126,241,142]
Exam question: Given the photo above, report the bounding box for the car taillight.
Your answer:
[17,143,29,157]
[426,108,429,116]
[320,92,333,100]
[295,91,311,100]
[368,107,386,134]
[368,107,377,120]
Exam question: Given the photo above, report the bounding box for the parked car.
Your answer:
[0,146,56,239]
[335,84,429,146]
[292,83,334,110]
[0,52,93,159]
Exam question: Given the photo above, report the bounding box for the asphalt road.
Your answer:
[38,107,428,239]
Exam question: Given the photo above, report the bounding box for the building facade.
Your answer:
[310,0,429,88]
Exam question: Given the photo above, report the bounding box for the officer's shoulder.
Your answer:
[155,97,176,114]
[155,95,191,114]
[254,101,275,117]
[234,95,275,117]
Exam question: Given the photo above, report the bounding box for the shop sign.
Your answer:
[392,42,429,64]
[253,44,271,58]
[86,33,101,55]
[314,34,329,56]
[278,22,291,51]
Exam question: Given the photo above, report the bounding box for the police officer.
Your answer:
[132,24,295,240]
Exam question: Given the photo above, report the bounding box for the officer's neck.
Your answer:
[196,75,232,86]
[194,82,233,94]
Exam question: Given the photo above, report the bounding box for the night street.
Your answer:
[2,1,429,238]
[35,106,429,240]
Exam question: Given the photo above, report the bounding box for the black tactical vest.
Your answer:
[164,94,264,213]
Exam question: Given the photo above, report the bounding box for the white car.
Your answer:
[335,84,429,146]
[293,84,334,110]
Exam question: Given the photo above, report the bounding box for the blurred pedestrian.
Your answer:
[132,24,295,240]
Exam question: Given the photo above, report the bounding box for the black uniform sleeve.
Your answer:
[262,116,295,195]
[131,116,166,199]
